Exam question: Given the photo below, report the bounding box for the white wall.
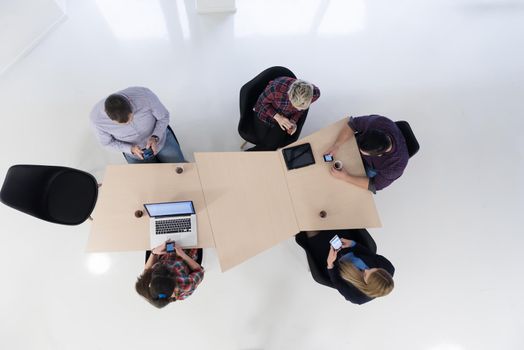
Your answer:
[196,0,236,13]
[0,0,65,75]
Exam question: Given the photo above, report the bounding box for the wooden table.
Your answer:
[88,118,381,271]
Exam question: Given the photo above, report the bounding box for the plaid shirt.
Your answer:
[155,249,204,300]
[253,77,320,127]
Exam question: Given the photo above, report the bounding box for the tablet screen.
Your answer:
[282,143,315,170]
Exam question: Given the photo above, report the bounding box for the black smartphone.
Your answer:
[142,148,154,159]
[323,154,334,162]
[166,242,175,253]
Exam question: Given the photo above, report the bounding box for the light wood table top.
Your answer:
[279,118,381,231]
[87,118,380,272]
[88,163,215,252]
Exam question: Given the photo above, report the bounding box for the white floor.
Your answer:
[1,0,523,349]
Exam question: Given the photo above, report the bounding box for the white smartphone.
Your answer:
[330,235,342,250]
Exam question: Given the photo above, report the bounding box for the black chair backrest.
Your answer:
[395,121,419,158]
[0,165,98,225]
[238,66,297,144]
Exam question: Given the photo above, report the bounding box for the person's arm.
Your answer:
[92,123,134,154]
[145,88,170,144]
[253,83,279,124]
[325,121,355,157]
[144,252,159,270]
[329,167,370,190]
[175,247,202,271]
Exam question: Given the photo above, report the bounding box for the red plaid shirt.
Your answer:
[253,77,320,127]
[155,249,204,300]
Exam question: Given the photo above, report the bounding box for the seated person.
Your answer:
[135,242,204,308]
[250,77,320,151]
[325,115,409,192]
[297,231,394,304]
[90,86,186,164]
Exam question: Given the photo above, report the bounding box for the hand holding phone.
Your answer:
[323,154,334,162]
[142,148,154,160]
[329,235,342,251]
[166,241,175,253]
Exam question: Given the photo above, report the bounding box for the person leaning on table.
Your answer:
[90,86,186,164]
[326,238,394,304]
[250,77,320,151]
[325,115,409,193]
[135,242,204,308]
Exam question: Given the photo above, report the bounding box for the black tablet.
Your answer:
[282,143,315,170]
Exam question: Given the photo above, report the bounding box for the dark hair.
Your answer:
[104,94,132,123]
[135,265,176,309]
[357,130,391,156]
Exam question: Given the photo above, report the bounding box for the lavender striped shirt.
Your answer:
[90,87,170,157]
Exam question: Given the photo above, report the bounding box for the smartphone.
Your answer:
[323,154,334,162]
[166,242,175,253]
[330,235,342,250]
[142,148,154,160]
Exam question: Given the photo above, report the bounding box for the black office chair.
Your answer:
[122,125,180,160]
[395,121,419,158]
[239,66,308,147]
[0,165,98,225]
[144,248,204,265]
[295,229,377,288]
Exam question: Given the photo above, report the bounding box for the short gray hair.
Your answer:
[288,79,314,110]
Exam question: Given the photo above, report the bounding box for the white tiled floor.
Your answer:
[1,0,523,349]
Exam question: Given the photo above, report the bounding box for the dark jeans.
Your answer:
[248,117,293,151]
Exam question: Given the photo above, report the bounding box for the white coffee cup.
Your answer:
[333,160,343,171]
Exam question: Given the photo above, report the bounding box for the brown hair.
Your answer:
[135,268,173,309]
[104,94,132,123]
[338,261,394,298]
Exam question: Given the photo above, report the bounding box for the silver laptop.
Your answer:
[144,201,198,248]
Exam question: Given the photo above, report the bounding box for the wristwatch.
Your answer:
[151,135,159,142]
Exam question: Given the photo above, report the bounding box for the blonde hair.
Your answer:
[338,261,394,298]
[288,79,314,110]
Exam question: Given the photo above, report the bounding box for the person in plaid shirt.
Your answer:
[250,77,320,151]
[135,241,204,308]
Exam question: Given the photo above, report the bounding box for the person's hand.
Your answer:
[174,246,189,259]
[146,136,159,155]
[152,242,167,255]
[330,166,349,181]
[327,247,338,269]
[131,145,144,160]
[273,114,294,131]
[324,144,340,158]
[340,238,354,248]
[286,121,298,136]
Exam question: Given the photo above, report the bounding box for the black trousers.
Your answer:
[248,117,293,151]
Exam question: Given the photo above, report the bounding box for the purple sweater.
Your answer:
[348,115,409,192]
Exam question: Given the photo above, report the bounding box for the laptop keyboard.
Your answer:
[156,218,191,235]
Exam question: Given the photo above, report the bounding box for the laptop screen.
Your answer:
[144,201,195,217]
